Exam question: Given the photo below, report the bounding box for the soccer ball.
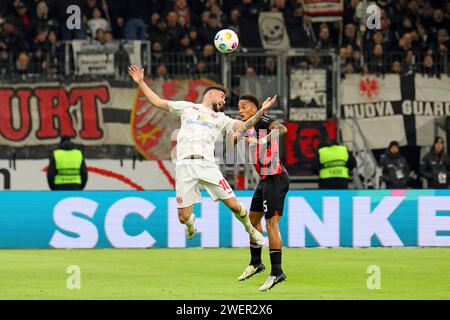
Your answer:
[214,29,239,54]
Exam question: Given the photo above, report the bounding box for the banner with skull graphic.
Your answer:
[258,12,290,50]
[289,68,327,121]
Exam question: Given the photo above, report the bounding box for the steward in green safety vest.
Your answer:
[47,136,88,190]
[313,141,356,189]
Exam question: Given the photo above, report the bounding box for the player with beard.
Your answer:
[129,65,278,247]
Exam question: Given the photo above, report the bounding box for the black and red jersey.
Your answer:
[249,115,285,180]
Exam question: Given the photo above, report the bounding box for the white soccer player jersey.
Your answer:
[168,100,237,163]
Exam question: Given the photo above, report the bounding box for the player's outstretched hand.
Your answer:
[128,65,144,84]
[261,95,277,112]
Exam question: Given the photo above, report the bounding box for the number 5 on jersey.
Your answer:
[263,200,268,213]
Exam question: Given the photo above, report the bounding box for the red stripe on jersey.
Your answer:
[253,138,284,179]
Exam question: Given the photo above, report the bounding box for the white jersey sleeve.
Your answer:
[167,100,196,116]
[218,113,238,133]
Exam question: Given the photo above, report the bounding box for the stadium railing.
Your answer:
[363,51,449,76]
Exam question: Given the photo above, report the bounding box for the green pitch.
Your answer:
[0,248,449,300]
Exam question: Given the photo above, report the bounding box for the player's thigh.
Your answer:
[250,182,264,213]
[199,164,236,204]
[261,174,289,219]
[175,162,202,208]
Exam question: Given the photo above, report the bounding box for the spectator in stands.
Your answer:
[176,32,190,52]
[445,1,450,20]
[210,1,224,28]
[342,23,357,48]
[200,44,219,74]
[199,10,210,30]
[391,60,402,74]
[366,31,384,53]
[151,41,169,74]
[350,49,362,73]
[262,56,276,76]
[150,19,173,52]
[306,50,323,68]
[421,53,437,77]
[174,33,195,74]
[155,64,169,80]
[46,30,62,75]
[106,0,126,39]
[406,0,420,24]
[315,25,332,50]
[225,8,240,35]
[188,27,204,52]
[87,7,110,39]
[379,141,410,189]
[379,10,395,50]
[166,11,184,45]
[1,19,28,54]
[397,16,414,38]
[95,28,107,44]
[285,4,316,48]
[430,9,449,35]
[0,48,10,76]
[30,1,57,35]
[236,0,264,48]
[31,28,48,54]
[421,136,450,189]
[239,66,262,97]
[270,0,290,14]
[174,0,191,28]
[194,60,208,77]
[435,28,449,53]
[12,1,31,38]
[148,12,160,38]
[30,47,46,74]
[15,51,29,76]
[368,44,388,75]
[104,31,113,42]
[124,0,150,40]
[403,50,417,75]
[339,47,350,74]
[200,13,220,44]
[416,23,432,52]
[83,0,105,20]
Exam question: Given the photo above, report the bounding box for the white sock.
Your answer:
[233,204,252,231]
[185,213,195,226]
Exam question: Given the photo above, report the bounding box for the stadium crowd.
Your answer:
[0,0,449,78]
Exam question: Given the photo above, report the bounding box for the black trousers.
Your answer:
[51,184,83,191]
[318,178,349,189]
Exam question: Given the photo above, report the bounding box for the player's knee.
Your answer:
[178,209,190,223]
[249,213,261,226]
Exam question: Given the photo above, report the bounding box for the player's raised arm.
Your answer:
[232,95,277,132]
[128,65,169,112]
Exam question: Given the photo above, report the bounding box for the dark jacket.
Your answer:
[379,151,410,189]
[47,141,88,190]
[420,151,450,189]
[312,143,357,189]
